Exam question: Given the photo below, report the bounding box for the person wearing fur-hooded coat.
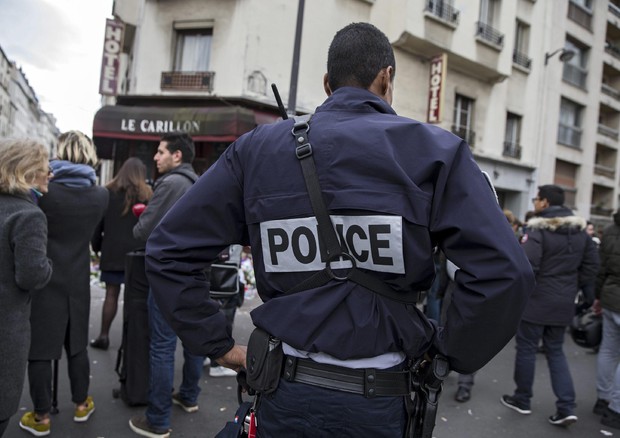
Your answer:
[502,185,599,426]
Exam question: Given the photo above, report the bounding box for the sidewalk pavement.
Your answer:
[6,283,615,438]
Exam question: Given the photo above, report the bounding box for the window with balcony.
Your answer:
[562,39,588,89]
[558,98,583,148]
[477,0,504,47]
[554,159,578,208]
[602,64,620,101]
[595,143,617,179]
[425,0,460,26]
[611,1,620,19]
[598,103,620,140]
[174,29,212,71]
[567,0,592,30]
[503,112,522,159]
[452,94,475,146]
[591,184,614,216]
[162,26,214,91]
[513,20,531,69]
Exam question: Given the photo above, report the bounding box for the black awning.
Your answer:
[92,105,259,142]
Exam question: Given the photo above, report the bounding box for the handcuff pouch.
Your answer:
[246,327,283,394]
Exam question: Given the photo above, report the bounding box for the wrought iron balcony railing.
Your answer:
[476,21,504,47]
[562,64,587,89]
[602,83,620,100]
[502,141,522,159]
[161,71,215,91]
[557,123,582,148]
[451,125,476,146]
[512,50,531,69]
[598,123,620,139]
[425,1,460,25]
[594,163,616,178]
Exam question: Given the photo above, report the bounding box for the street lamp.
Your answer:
[544,48,575,65]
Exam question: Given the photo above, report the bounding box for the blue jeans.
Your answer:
[146,292,204,429]
[256,378,407,437]
[512,320,575,415]
[597,309,620,413]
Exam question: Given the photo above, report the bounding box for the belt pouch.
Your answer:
[246,328,283,394]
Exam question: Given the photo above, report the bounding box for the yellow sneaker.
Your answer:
[74,395,95,422]
[19,412,50,437]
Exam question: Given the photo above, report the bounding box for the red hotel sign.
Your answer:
[427,54,447,124]
[99,19,125,96]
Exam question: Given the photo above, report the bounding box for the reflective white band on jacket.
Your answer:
[283,343,406,369]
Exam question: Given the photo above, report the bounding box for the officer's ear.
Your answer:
[369,66,394,105]
[323,73,332,97]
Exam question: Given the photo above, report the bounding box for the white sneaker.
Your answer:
[203,357,211,367]
[209,366,238,377]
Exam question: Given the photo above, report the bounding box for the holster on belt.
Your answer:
[406,354,450,438]
[245,327,283,394]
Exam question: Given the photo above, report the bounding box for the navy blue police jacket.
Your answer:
[145,87,534,374]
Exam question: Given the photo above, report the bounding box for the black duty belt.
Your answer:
[282,355,410,398]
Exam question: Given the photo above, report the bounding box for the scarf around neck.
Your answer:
[50,160,96,188]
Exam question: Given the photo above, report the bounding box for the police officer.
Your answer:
[145,23,534,437]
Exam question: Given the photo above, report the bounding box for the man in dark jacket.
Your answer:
[129,132,201,438]
[145,23,534,437]
[594,210,620,429]
[501,184,599,427]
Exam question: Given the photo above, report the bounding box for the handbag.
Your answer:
[209,263,241,299]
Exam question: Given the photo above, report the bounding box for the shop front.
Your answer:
[92,102,279,181]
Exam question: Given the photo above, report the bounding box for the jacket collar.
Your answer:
[316,87,397,116]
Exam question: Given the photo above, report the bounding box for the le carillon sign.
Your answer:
[92,105,259,142]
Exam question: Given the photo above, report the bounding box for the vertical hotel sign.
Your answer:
[99,19,125,96]
[427,54,447,124]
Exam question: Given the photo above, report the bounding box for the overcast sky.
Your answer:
[0,0,114,136]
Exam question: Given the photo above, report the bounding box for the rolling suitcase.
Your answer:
[112,250,150,405]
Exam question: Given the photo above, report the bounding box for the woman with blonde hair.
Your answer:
[0,139,53,437]
[20,131,108,437]
[91,157,152,349]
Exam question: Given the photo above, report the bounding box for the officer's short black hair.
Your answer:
[537,184,564,206]
[161,131,195,163]
[327,22,395,91]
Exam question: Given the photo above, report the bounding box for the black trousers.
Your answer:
[28,348,89,415]
[0,417,9,437]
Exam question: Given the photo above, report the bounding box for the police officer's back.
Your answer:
[145,22,534,437]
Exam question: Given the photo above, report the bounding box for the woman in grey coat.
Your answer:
[20,131,108,437]
[0,139,53,437]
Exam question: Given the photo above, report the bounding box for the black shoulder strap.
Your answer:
[288,115,420,304]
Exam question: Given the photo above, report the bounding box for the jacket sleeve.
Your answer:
[145,145,249,358]
[91,218,104,254]
[133,176,187,242]
[430,141,534,374]
[13,208,53,291]
[578,234,600,292]
[522,229,543,275]
[596,238,608,299]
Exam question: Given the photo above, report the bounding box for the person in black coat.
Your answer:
[0,140,53,438]
[20,131,108,437]
[91,157,152,350]
[501,185,599,427]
